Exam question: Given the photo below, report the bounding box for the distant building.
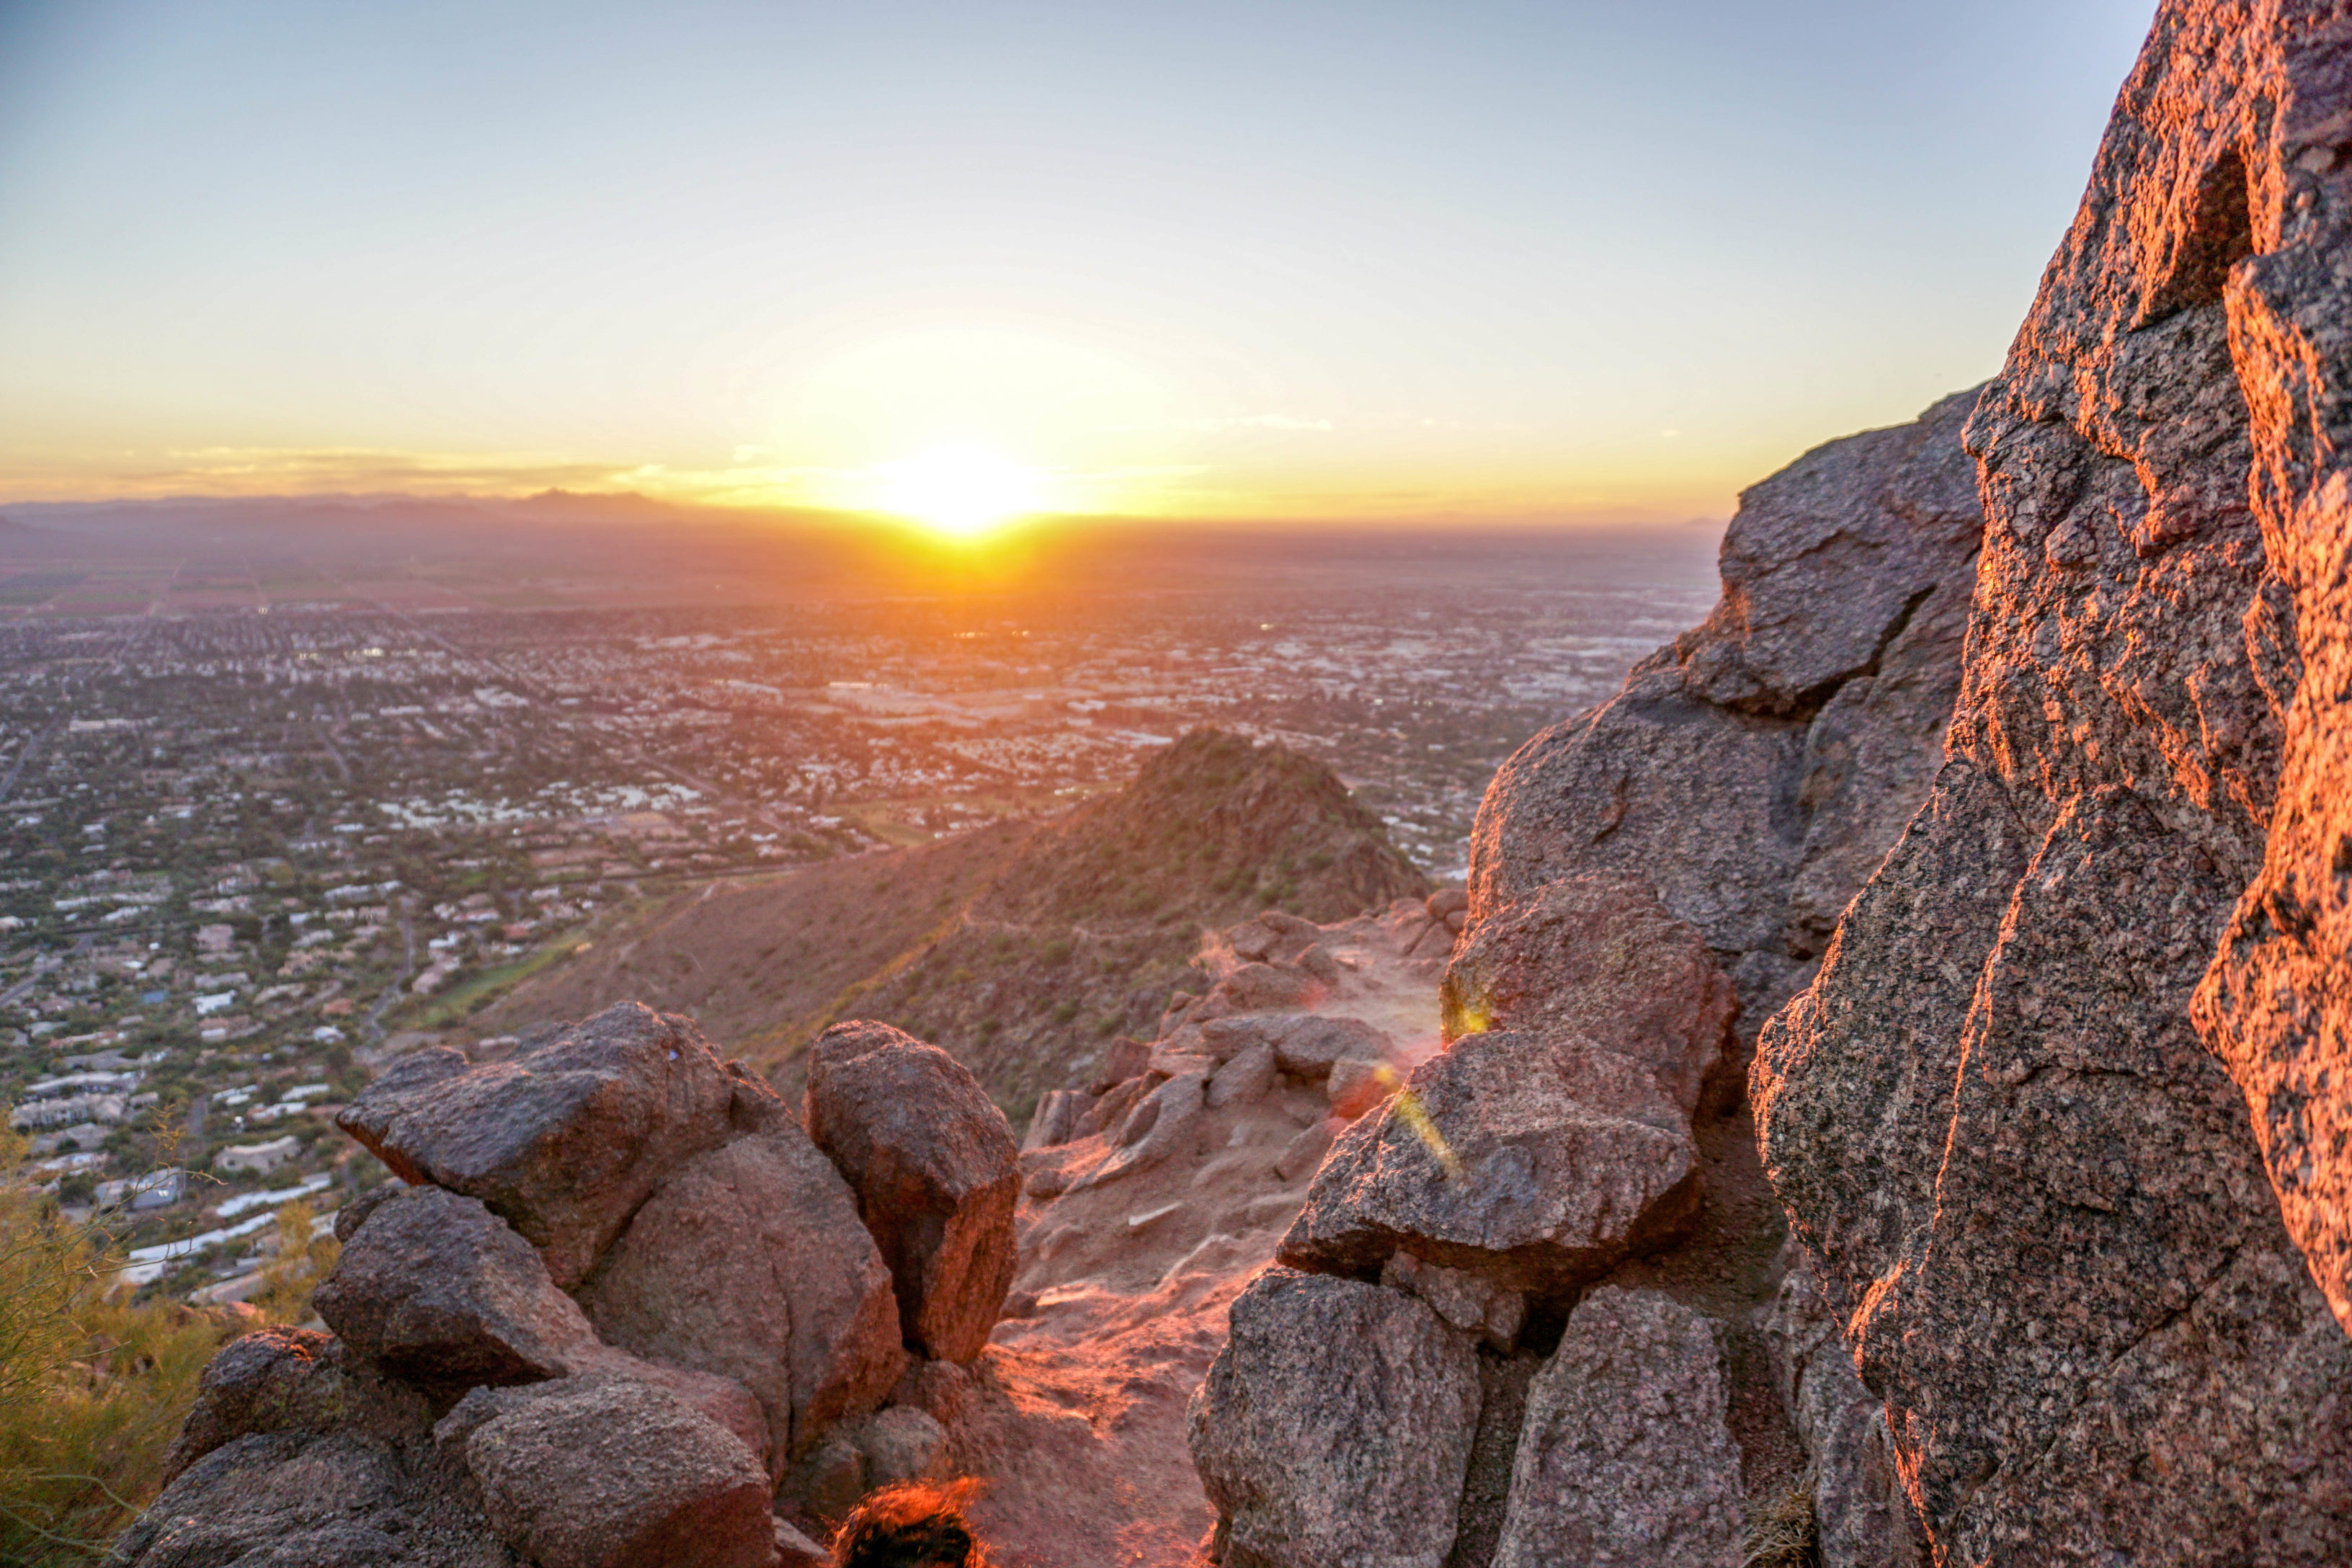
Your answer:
[95,1168,187,1212]
[194,924,236,955]
[215,1136,302,1176]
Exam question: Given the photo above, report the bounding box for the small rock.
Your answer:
[1382,1249,1526,1351]
[1082,1073,1155,1137]
[334,1002,739,1289]
[1128,1200,1185,1231]
[1188,1268,1482,1568]
[1147,1041,1221,1082]
[806,1020,1021,1364]
[1088,1037,1152,1095]
[1207,1043,1277,1109]
[1277,1015,1393,1080]
[1492,1288,1744,1568]
[313,1184,596,1386]
[1078,1069,1207,1190]
[447,1375,778,1568]
[773,1518,828,1568]
[785,1430,865,1524]
[1209,962,1321,1013]
[1020,1088,1087,1152]
[1425,888,1469,922]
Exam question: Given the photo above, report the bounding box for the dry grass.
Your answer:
[1744,1476,1820,1568]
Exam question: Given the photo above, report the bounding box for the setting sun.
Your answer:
[872,443,1046,539]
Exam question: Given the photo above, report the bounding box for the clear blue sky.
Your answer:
[0,1,2157,524]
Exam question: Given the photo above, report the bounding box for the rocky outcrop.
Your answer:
[803,1020,1020,1363]
[856,729,1430,1101]
[1754,4,2352,1563]
[337,1003,738,1289]
[1471,392,1985,1035]
[119,1003,1026,1564]
[1192,877,1768,1567]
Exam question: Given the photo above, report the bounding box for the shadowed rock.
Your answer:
[1756,1242,1925,1568]
[576,1127,906,1468]
[439,1376,776,1568]
[1277,1029,1698,1302]
[805,1020,1020,1363]
[335,1003,738,1289]
[1492,1287,1743,1568]
[109,1430,509,1568]
[314,1183,597,1387]
[1188,1268,1481,1568]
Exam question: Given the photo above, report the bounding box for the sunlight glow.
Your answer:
[872,444,1046,538]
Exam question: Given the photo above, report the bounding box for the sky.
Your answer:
[0,1,2159,528]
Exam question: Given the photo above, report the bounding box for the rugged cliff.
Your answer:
[1184,396,1984,1568]
[1756,2,2352,1563]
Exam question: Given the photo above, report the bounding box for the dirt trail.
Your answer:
[956,901,1451,1568]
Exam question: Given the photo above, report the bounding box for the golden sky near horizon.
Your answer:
[0,3,2157,531]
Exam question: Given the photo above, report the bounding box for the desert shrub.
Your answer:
[0,1139,232,1565]
[251,1198,339,1327]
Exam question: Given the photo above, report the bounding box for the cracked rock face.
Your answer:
[1759,4,2352,1561]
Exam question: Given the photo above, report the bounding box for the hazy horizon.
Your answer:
[0,1,2156,533]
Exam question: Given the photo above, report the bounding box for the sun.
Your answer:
[872,443,1045,540]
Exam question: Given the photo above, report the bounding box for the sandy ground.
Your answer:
[956,904,1451,1568]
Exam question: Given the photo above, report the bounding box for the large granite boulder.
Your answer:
[439,1376,777,1568]
[1469,391,1984,1032]
[314,1183,597,1386]
[804,1020,1020,1362]
[1276,1028,1698,1301]
[576,1127,907,1466]
[1758,5,2352,1560]
[337,1003,738,1288]
[1492,1288,1744,1568]
[1439,874,1732,1113]
[1188,1268,1482,1568]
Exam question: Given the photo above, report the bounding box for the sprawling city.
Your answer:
[0,527,1712,1309]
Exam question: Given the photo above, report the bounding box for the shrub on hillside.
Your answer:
[0,1139,241,1564]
